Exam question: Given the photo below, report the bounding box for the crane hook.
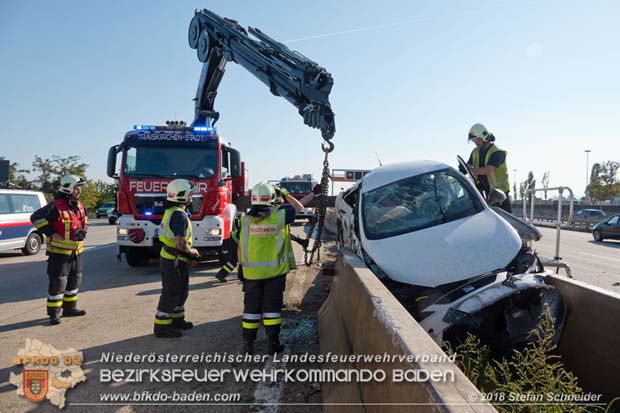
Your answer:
[321,139,334,153]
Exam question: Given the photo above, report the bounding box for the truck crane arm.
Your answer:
[188,8,336,151]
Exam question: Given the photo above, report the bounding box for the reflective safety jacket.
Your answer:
[159,206,192,262]
[472,144,510,193]
[239,208,296,280]
[47,199,87,255]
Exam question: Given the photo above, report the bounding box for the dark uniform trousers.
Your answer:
[155,257,190,328]
[47,252,82,317]
[242,273,287,342]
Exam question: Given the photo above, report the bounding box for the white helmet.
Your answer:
[59,174,88,194]
[468,123,491,143]
[166,179,194,203]
[251,182,276,206]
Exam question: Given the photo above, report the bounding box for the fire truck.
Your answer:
[271,175,317,220]
[106,9,335,266]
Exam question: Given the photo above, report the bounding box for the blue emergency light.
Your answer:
[133,125,157,131]
[193,126,217,134]
[144,211,153,216]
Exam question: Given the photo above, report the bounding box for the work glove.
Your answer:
[312,183,323,195]
[273,185,289,197]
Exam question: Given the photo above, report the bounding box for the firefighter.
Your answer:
[238,182,303,354]
[214,182,323,283]
[153,179,200,338]
[466,123,512,213]
[30,174,89,325]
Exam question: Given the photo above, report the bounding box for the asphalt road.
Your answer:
[532,226,620,293]
[0,219,329,412]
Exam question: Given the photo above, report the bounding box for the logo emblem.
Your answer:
[23,370,48,402]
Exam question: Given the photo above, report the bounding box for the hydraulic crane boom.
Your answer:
[188,8,336,151]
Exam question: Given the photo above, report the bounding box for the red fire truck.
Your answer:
[107,8,335,266]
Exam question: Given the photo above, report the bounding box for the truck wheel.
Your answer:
[126,247,150,267]
[108,218,117,225]
[22,233,42,255]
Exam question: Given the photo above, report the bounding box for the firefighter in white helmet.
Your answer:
[237,181,303,354]
[30,174,89,325]
[153,179,200,338]
[214,181,323,283]
[465,123,512,213]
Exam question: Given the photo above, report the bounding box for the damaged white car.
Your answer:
[335,159,566,354]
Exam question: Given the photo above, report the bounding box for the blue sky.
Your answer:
[1,0,618,197]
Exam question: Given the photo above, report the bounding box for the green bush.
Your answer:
[444,305,603,413]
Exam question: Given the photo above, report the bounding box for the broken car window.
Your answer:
[362,168,482,240]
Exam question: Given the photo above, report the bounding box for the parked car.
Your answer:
[0,189,47,255]
[107,208,118,225]
[592,214,620,242]
[335,159,565,354]
[575,209,606,218]
[96,202,116,218]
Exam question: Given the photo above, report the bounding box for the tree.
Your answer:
[519,172,536,201]
[80,180,116,211]
[541,171,550,200]
[589,161,620,201]
[31,155,88,200]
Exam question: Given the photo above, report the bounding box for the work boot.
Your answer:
[154,326,182,338]
[267,338,285,354]
[50,315,61,325]
[215,269,228,283]
[172,318,193,330]
[243,340,254,355]
[62,308,86,317]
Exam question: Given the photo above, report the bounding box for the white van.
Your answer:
[0,189,48,255]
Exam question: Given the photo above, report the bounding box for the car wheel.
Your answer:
[108,218,117,225]
[593,229,603,242]
[21,233,42,255]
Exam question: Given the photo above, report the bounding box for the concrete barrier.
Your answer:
[546,275,620,403]
[318,250,496,412]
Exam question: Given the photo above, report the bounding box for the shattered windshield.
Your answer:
[362,168,483,240]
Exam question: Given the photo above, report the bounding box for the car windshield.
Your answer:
[362,168,483,240]
[124,146,218,179]
[279,182,312,194]
[101,202,114,208]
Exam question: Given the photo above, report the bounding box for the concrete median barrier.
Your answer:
[546,274,620,403]
[318,250,495,412]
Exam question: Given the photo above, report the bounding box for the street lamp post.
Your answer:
[585,149,591,200]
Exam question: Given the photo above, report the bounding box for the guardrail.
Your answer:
[522,187,574,278]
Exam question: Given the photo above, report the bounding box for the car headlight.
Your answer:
[205,228,221,236]
[118,228,128,235]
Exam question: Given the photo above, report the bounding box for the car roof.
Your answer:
[0,189,45,196]
[361,161,449,193]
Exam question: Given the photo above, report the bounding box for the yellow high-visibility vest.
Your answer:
[159,206,192,262]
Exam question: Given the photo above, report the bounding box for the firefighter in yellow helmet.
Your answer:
[238,182,303,354]
[30,174,88,325]
[466,123,512,213]
[153,179,200,338]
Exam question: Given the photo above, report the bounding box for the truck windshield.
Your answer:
[362,168,483,240]
[124,146,217,179]
[280,182,312,194]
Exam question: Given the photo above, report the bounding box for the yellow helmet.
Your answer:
[251,182,276,206]
[59,174,88,194]
[166,179,194,203]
